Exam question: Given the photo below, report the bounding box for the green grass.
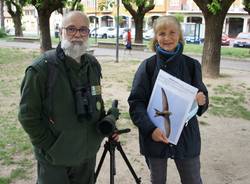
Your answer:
[0,48,37,182]
[0,48,38,64]
[208,83,250,120]
[220,46,250,59]
[0,168,29,184]
[183,44,250,59]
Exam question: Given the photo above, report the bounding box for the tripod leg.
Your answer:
[116,143,141,184]
[94,142,109,183]
[110,147,115,184]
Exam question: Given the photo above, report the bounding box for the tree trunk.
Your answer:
[0,0,4,29]
[13,14,23,36]
[38,10,52,52]
[134,16,144,43]
[202,14,225,78]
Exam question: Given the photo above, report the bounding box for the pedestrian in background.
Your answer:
[123,28,132,54]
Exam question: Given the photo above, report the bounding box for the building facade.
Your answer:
[83,0,249,37]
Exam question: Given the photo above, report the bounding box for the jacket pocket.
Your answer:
[45,129,87,166]
[144,136,168,158]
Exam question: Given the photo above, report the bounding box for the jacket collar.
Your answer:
[156,42,183,65]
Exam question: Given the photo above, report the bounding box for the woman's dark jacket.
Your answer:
[128,45,209,159]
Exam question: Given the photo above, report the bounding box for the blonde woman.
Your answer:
[128,16,209,184]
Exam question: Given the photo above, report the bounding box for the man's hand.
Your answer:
[110,132,119,142]
[151,128,169,144]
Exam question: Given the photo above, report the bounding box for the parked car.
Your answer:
[221,33,231,46]
[89,27,97,37]
[90,27,115,38]
[143,29,154,40]
[185,35,204,44]
[5,28,14,36]
[233,32,250,48]
[107,27,127,38]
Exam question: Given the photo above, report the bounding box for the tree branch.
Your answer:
[5,1,14,16]
[122,0,137,17]
[70,0,80,10]
[141,0,155,14]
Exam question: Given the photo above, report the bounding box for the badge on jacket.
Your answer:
[91,85,101,96]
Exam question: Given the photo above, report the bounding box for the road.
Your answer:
[0,40,250,72]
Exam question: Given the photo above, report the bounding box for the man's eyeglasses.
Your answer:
[63,26,90,36]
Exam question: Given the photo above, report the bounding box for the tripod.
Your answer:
[94,129,141,184]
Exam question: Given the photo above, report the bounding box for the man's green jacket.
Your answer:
[18,47,105,166]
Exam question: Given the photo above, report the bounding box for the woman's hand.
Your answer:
[196,91,206,106]
[151,128,168,144]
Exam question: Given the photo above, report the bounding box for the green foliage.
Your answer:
[76,3,83,11]
[174,13,184,22]
[5,0,28,7]
[243,0,250,8]
[114,16,125,25]
[207,0,222,15]
[66,0,83,11]
[243,0,250,13]
[135,0,145,7]
[98,0,114,11]
[27,0,67,10]
[0,28,7,38]
[122,0,153,8]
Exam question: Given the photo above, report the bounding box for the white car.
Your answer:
[89,27,98,37]
[107,27,127,38]
[90,27,115,39]
[143,29,154,40]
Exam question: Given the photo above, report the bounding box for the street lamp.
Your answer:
[115,0,119,63]
[95,0,97,44]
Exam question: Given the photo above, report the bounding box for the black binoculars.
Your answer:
[74,86,93,117]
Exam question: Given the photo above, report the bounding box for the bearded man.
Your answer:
[18,11,118,184]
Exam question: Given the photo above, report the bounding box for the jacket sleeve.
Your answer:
[18,67,56,151]
[192,60,209,116]
[128,61,156,137]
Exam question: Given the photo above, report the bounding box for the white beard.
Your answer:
[61,39,88,61]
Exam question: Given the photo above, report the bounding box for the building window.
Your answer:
[86,0,95,8]
[30,10,35,16]
[24,10,29,15]
[155,0,164,6]
[170,0,180,6]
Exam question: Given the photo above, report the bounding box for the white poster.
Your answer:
[147,70,198,145]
